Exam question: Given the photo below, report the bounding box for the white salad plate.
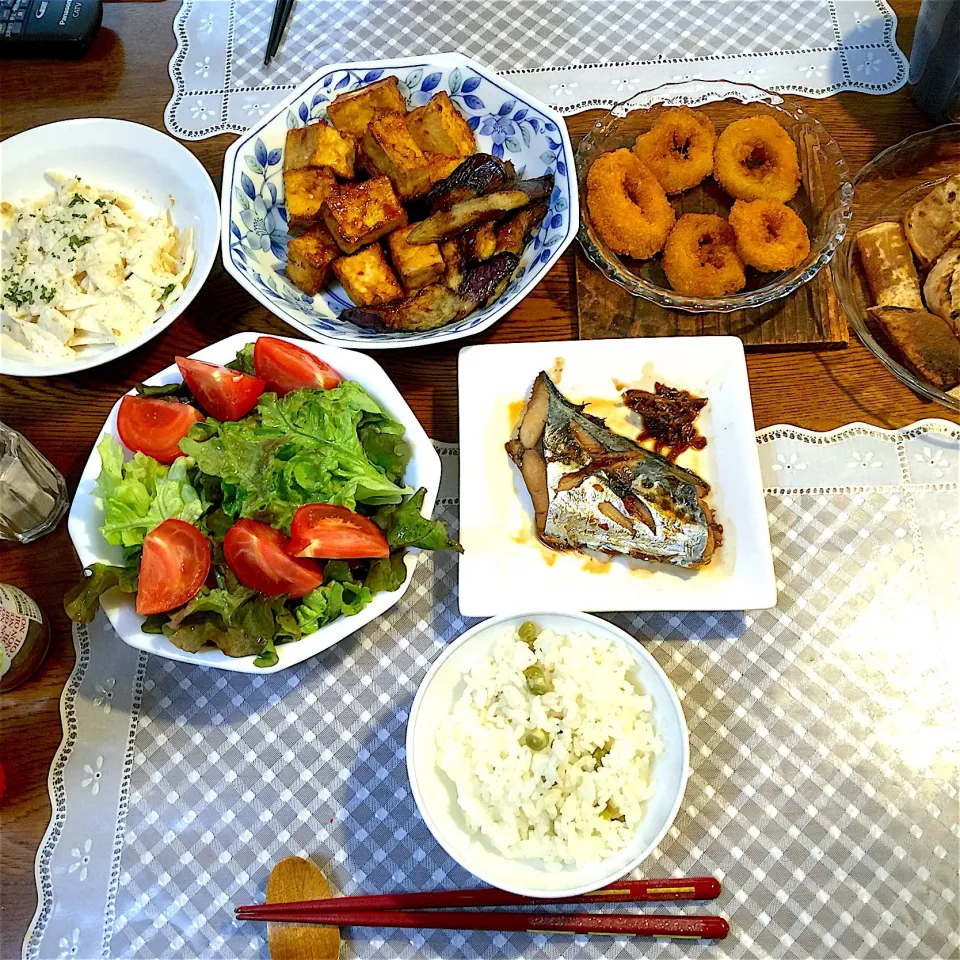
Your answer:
[67,332,441,673]
[458,337,776,615]
[406,611,689,897]
[220,52,577,350]
[0,118,219,377]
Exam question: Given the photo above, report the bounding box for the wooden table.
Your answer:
[1,2,957,954]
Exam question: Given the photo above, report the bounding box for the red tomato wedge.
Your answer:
[116,395,203,464]
[289,504,390,559]
[137,519,211,616]
[175,357,266,421]
[253,337,342,395]
[223,518,324,598]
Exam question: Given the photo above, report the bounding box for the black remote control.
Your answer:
[0,0,102,58]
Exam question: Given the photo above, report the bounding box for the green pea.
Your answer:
[523,664,553,695]
[517,620,539,645]
[600,800,625,822]
[592,738,614,766]
[523,729,550,751]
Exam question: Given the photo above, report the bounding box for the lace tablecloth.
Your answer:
[166,0,908,139]
[25,424,960,960]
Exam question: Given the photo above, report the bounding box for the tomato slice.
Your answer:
[175,357,265,421]
[223,518,324,598]
[136,519,211,615]
[116,395,203,464]
[253,337,342,395]
[289,503,390,559]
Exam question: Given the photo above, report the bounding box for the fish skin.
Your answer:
[507,372,719,567]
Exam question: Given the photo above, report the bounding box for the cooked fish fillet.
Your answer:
[506,372,721,568]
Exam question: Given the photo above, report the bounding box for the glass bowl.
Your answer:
[574,80,854,314]
[833,124,960,412]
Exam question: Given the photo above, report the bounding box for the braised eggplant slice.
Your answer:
[460,222,498,262]
[341,252,521,330]
[424,154,510,212]
[440,238,466,291]
[457,252,520,316]
[496,200,549,256]
[341,284,460,332]
[408,175,555,245]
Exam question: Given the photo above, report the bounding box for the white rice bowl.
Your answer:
[436,624,662,868]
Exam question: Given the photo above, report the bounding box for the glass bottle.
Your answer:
[0,422,69,544]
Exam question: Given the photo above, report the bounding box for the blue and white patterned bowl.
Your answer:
[220,54,578,350]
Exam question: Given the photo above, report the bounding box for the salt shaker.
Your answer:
[0,422,69,544]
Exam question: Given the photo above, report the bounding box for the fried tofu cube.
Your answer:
[283,168,338,228]
[284,121,356,178]
[333,244,404,306]
[387,226,445,293]
[424,152,463,187]
[405,92,477,157]
[326,76,408,137]
[359,114,431,201]
[285,223,340,295]
[321,176,408,254]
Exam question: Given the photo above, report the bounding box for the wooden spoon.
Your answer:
[265,856,341,960]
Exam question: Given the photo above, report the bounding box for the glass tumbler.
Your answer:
[0,422,69,544]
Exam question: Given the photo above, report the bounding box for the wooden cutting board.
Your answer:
[576,248,848,349]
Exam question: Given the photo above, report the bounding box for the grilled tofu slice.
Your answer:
[424,152,463,188]
[326,76,408,137]
[406,92,476,157]
[283,168,338,230]
[360,114,432,201]
[285,223,341,295]
[321,177,408,254]
[387,225,445,293]
[333,244,404,306]
[284,121,356,179]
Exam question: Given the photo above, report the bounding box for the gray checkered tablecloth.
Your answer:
[166,0,908,139]
[24,429,960,960]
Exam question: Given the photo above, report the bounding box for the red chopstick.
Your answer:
[235,876,720,919]
[236,906,729,939]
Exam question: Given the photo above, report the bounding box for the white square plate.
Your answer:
[458,337,775,615]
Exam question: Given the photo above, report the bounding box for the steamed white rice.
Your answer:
[436,625,662,867]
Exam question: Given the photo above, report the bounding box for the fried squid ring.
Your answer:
[728,199,810,272]
[587,149,676,259]
[632,106,716,194]
[714,116,801,203]
[663,213,746,296]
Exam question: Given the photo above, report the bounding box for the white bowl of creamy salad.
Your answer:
[0,118,219,377]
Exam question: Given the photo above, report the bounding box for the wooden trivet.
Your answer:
[575,249,847,349]
[576,126,848,350]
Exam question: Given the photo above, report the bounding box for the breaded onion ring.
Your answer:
[728,199,810,272]
[663,213,746,296]
[587,149,676,259]
[632,106,716,194]
[714,116,801,203]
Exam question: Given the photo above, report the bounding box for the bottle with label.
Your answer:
[0,583,50,692]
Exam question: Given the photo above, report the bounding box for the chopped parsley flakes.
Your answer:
[68,193,86,207]
[68,234,92,251]
[158,283,176,302]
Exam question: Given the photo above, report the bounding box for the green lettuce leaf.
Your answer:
[364,553,409,594]
[373,488,462,553]
[181,384,411,531]
[95,436,205,547]
[64,561,139,623]
[227,342,256,375]
[161,581,302,659]
[295,561,373,634]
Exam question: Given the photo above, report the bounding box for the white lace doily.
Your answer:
[24,427,960,960]
[165,0,908,139]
